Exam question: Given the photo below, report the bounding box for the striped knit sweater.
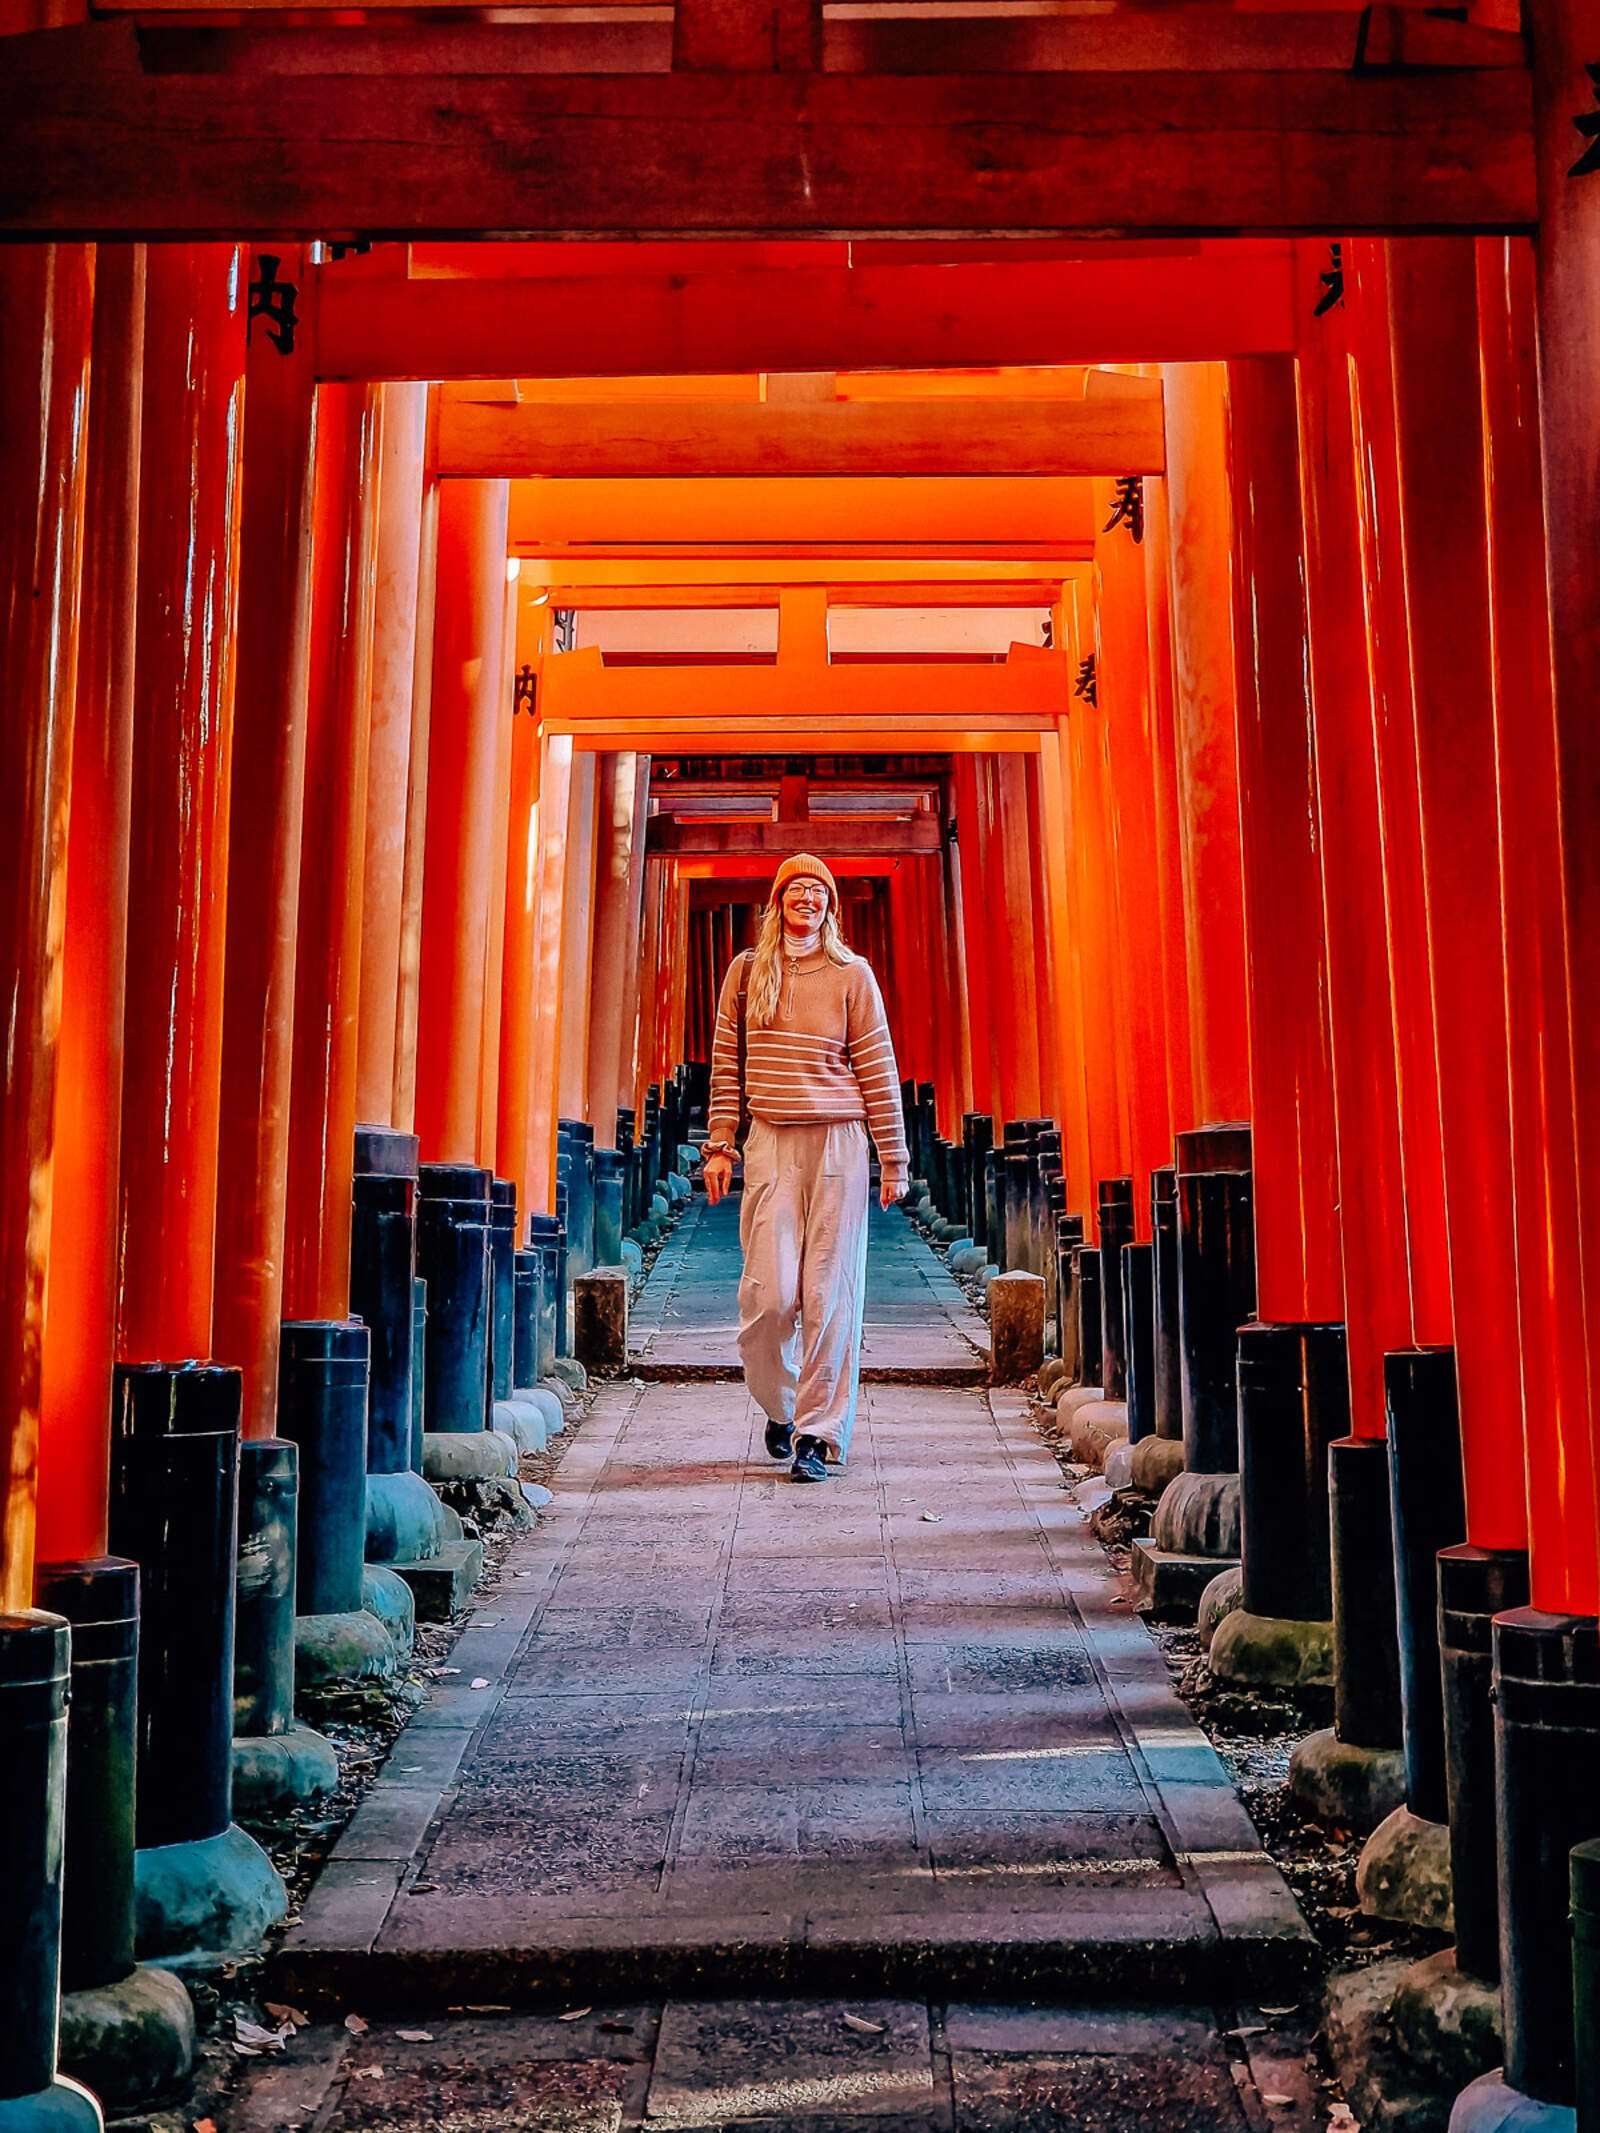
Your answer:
[707,949,911,1184]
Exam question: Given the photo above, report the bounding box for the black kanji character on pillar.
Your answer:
[1314,242,1345,319]
[325,239,374,261]
[1074,654,1098,708]
[1572,62,1600,177]
[1103,475,1145,545]
[553,608,577,653]
[247,254,299,355]
[513,665,538,718]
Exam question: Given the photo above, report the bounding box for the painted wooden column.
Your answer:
[952,755,1000,1125]
[1225,358,1342,1328]
[414,479,509,1165]
[355,380,428,1131]
[36,249,141,1568]
[1341,242,1452,1353]
[0,243,94,1608]
[1037,709,1092,1220]
[281,383,383,1323]
[1477,236,1595,1613]
[1293,247,1412,1445]
[1093,475,1169,1239]
[557,751,600,1123]
[1223,354,1345,1642]
[525,731,574,1215]
[1159,362,1251,1127]
[392,456,440,1137]
[1529,4,1600,1589]
[1066,602,1131,1226]
[496,589,548,1219]
[119,245,247,1369]
[211,246,318,1442]
[616,758,653,1119]
[1387,246,1529,1562]
[475,566,519,1171]
[1140,435,1197,1140]
[993,754,1043,1120]
[588,753,644,1150]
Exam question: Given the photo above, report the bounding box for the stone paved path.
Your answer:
[630,1197,986,1381]
[282,1202,1309,2018]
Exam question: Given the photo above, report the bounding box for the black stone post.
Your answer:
[1055,1214,1085,1377]
[1236,1321,1348,1622]
[31,1561,138,1995]
[277,1320,369,1619]
[1439,1544,1530,1980]
[0,1611,100,2130]
[983,1150,1002,1269]
[528,1213,562,1378]
[110,1364,240,1856]
[488,1179,518,1404]
[558,1119,596,1277]
[1573,1841,1600,2133]
[513,1249,540,1391]
[1097,1177,1135,1401]
[1151,1166,1182,1440]
[616,1108,638,1231]
[1328,1435,1403,1747]
[964,1113,994,1250]
[1075,1244,1103,1390]
[233,1437,297,1739]
[1386,1349,1466,1822]
[1002,1135,1030,1275]
[1122,1242,1157,1444]
[1174,1124,1255,1475]
[410,1276,427,1470]
[350,1126,420,1478]
[594,1148,626,1265]
[1493,1609,1600,2108]
[415,1162,491,1432]
[916,1082,936,1186]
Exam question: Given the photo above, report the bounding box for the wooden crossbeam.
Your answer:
[436,393,1164,479]
[313,251,1297,379]
[649,816,941,854]
[507,477,1099,552]
[0,25,1534,237]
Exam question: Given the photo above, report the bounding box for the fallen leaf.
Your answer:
[395,2030,434,2043]
[194,2119,217,2133]
[234,2017,289,2052]
[465,2004,512,2014]
[408,1882,440,1893]
[435,1666,461,1676]
[470,1678,491,1690]
[1226,2025,1268,2039]
[599,2021,634,2035]
[263,2003,308,2029]
[1262,2097,1292,2109]
[842,2013,886,2034]
[557,2007,593,2022]
[920,1511,943,1524]
[349,2066,385,2082]
[1258,2005,1298,2017]
[344,2014,369,2036]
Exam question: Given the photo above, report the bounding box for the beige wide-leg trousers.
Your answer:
[737,1119,871,1462]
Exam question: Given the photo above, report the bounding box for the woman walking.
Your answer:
[702,856,910,1482]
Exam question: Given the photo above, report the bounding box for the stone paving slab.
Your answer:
[222,2002,1336,2133]
[630,1199,987,1383]
[278,1211,1311,2012]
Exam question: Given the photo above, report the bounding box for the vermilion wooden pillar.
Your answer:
[356,380,428,1130]
[617,759,652,1113]
[953,755,999,1125]
[1094,475,1169,1239]
[282,383,383,1323]
[588,752,644,1148]
[392,461,440,1136]
[1478,235,1594,1615]
[497,590,547,1218]
[212,246,318,1441]
[476,568,518,1169]
[119,244,247,1369]
[1294,246,1413,1442]
[1066,602,1131,1229]
[414,479,509,1165]
[1140,460,1197,1139]
[1529,4,1600,1593]
[1224,357,1342,1328]
[1159,362,1251,1126]
[1341,244,1451,1349]
[36,249,142,1567]
[557,751,600,1121]
[1037,712,1092,1217]
[994,754,1043,1120]
[525,729,573,1215]
[0,243,94,1608]
[1386,245,1527,1561]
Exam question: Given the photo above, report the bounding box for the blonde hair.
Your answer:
[745,894,852,1028]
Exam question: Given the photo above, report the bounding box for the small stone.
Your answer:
[989,1270,1045,1382]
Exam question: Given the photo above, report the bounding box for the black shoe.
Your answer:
[764,1418,795,1461]
[791,1435,832,1483]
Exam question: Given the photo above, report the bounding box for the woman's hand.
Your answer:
[879,1173,908,1211]
[703,1153,735,1206]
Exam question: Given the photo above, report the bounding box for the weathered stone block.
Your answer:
[988,1270,1045,1382]
[1130,1433,1187,1497]
[1358,1806,1455,1935]
[574,1265,629,1375]
[1209,1606,1334,1691]
[1289,1724,1407,1834]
